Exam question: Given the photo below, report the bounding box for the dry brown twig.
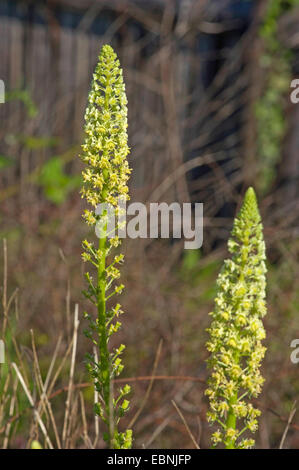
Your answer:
[11,362,54,449]
[3,377,18,449]
[30,330,62,449]
[279,401,297,449]
[129,339,163,429]
[62,304,79,448]
[79,391,93,449]
[171,400,200,449]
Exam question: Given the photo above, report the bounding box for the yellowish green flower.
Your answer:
[206,188,267,449]
[80,44,132,449]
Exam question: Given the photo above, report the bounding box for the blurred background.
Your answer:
[0,0,298,449]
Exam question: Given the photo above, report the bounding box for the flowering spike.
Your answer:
[205,187,267,449]
[81,44,131,211]
[80,44,132,449]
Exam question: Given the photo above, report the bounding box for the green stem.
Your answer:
[224,252,247,449]
[97,224,114,447]
[225,393,238,449]
[97,68,115,448]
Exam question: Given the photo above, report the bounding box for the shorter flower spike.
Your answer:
[205,187,267,449]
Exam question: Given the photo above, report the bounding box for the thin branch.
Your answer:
[171,400,200,449]
[129,339,163,428]
[11,363,53,449]
[279,401,297,449]
[62,304,79,448]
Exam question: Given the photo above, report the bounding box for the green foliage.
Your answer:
[22,135,58,150]
[80,45,132,449]
[256,0,299,193]
[182,249,201,271]
[2,87,79,205]
[39,157,81,205]
[0,155,14,170]
[6,89,38,118]
[205,188,267,449]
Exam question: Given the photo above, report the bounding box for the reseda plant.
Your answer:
[80,45,132,449]
[205,188,267,449]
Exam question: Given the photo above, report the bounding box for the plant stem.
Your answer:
[97,226,113,446]
[225,393,237,449]
[96,62,117,447]
[81,44,132,449]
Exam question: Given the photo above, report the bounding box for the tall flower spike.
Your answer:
[205,187,267,449]
[80,45,132,449]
